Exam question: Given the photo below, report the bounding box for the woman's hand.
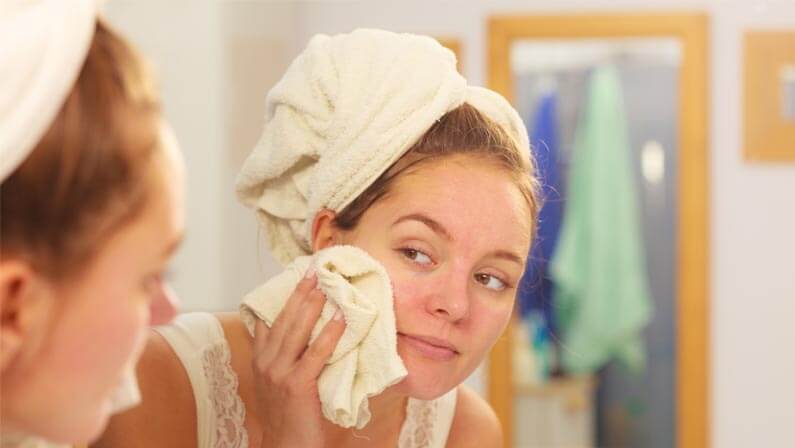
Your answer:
[252,271,346,448]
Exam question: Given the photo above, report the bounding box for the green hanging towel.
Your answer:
[550,65,653,375]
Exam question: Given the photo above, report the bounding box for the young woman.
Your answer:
[94,29,539,448]
[0,5,184,446]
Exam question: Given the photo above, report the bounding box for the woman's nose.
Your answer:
[149,283,179,325]
[425,269,470,322]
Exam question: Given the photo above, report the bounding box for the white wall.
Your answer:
[709,4,795,447]
[105,0,296,311]
[217,2,300,308]
[291,1,795,446]
[106,0,226,311]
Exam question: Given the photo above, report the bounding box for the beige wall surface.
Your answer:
[105,0,298,311]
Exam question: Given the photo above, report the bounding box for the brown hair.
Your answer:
[0,20,161,279]
[335,103,541,238]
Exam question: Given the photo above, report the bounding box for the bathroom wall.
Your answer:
[105,0,298,310]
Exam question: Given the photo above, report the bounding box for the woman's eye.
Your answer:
[400,248,433,265]
[474,273,507,291]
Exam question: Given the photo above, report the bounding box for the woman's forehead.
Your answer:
[391,156,525,204]
[374,160,533,245]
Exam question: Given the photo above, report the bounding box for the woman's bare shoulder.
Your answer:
[214,311,259,414]
[91,329,197,448]
[215,311,254,374]
[446,384,503,448]
[215,311,251,345]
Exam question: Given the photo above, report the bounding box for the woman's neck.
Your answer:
[321,384,409,446]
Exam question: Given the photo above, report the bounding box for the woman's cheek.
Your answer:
[388,270,425,320]
[470,299,513,342]
[104,291,151,363]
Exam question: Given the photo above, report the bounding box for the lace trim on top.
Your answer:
[397,398,439,448]
[198,334,444,448]
[202,341,249,448]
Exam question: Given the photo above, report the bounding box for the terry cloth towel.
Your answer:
[550,66,652,375]
[240,245,407,429]
[235,28,530,265]
[0,0,99,181]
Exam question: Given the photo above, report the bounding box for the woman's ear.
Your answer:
[0,260,34,372]
[0,260,42,372]
[311,209,342,252]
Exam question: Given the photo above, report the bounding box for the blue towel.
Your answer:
[518,92,563,344]
[550,66,653,374]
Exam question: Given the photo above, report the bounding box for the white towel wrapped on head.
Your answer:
[235,28,530,265]
[240,245,407,429]
[0,0,99,181]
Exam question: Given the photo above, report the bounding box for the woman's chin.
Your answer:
[398,374,460,401]
[395,356,460,400]
[31,408,109,446]
[58,389,119,444]
[72,402,114,444]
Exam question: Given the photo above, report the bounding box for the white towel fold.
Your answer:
[235,28,530,265]
[240,245,407,429]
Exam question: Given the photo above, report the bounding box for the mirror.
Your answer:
[486,14,708,448]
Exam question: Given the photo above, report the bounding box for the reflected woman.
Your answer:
[95,29,539,448]
[0,3,184,446]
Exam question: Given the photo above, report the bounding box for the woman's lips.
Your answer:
[398,333,459,361]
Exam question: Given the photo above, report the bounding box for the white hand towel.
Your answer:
[235,28,531,266]
[240,245,407,429]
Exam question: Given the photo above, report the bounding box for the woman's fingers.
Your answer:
[295,312,346,382]
[267,270,318,351]
[252,319,277,377]
[253,319,269,353]
[276,288,327,363]
[249,273,339,448]
[250,266,346,390]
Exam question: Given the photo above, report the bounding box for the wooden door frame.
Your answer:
[486,13,709,448]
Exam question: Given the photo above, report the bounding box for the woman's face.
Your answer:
[1,125,185,443]
[339,154,532,399]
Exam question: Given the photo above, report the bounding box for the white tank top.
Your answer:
[155,312,458,448]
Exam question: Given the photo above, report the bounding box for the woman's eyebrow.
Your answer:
[489,250,524,266]
[392,214,524,265]
[392,213,452,241]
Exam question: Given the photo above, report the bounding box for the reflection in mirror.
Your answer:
[510,38,681,448]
